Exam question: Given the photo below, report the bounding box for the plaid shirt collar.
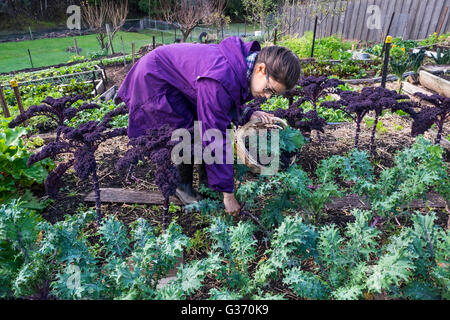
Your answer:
[246,52,258,82]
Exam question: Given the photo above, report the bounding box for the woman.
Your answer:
[116,36,301,215]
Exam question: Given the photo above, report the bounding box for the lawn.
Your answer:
[0,23,262,74]
[0,31,161,73]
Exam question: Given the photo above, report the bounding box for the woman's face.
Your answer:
[249,63,287,99]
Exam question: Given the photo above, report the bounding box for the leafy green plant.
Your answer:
[47,213,191,300]
[0,119,53,202]
[390,55,409,93]
[318,137,450,222]
[0,199,50,298]
[433,48,450,65]
[280,32,354,60]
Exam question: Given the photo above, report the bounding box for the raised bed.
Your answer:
[419,69,450,97]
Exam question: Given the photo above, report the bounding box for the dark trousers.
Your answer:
[177,163,208,187]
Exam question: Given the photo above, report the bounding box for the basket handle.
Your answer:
[240,116,288,130]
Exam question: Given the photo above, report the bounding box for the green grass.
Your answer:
[0,23,262,73]
[0,31,166,73]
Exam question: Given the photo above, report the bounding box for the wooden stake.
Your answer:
[132,42,135,65]
[152,35,155,49]
[121,36,126,67]
[10,80,27,126]
[0,84,10,118]
[311,16,318,57]
[380,12,395,58]
[381,36,392,88]
[274,28,278,45]
[28,26,33,40]
[27,49,34,69]
[74,37,80,55]
[106,24,115,54]
[436,6,448,38]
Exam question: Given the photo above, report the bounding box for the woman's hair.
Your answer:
[255,46,301,90]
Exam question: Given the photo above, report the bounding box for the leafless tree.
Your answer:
[81,0,129,51]
[106,0,129,40]
[157,0,223,42]
[81,0,109,50]
[202,0,229,36]
[304,0,348,40]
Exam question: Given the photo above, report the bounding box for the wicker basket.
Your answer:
[235,117,294,174]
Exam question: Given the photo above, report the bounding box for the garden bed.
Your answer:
[1,50,449,300]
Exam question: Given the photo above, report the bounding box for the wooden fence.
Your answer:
[287,0,450,42]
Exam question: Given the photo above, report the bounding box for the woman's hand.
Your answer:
[223,192,241,216]
[250,111,275,124]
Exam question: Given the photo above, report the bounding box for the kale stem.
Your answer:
[354,116,362,148]
[240,210,271,239]
[92,165,102,224]
[163,197,169,230]
[370,112,380,155]
[435,116,444,145]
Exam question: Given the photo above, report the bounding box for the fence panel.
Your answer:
[288,0,450,41]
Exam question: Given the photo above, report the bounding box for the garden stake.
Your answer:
[27,49,34,69]
[436,6,448,38]
[106,24,115,54]
[10,80,27,126]
[311,16,318,57]
[380,12,395,58]
[381,36,392,88]
[28,26,33,40]
[132,42,135,65]
[0,84,10,118]
[174,27,177,43]
[153,36,156,49]
[161,31,164,44]
[121,36,126,67]
[74,38,80,55]
[273,28,278,45]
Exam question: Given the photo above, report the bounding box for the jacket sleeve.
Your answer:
[196,78,235,193]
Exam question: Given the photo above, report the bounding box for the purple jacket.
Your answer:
[117,37,261,193]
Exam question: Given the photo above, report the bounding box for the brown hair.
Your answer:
[255,46,301,90]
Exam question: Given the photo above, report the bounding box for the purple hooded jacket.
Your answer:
[117,36,261,193]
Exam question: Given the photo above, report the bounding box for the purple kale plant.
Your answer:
[116,124,182,228]
[283,76,344,141]
[410,93,450,145]
[297,76,344,110]
[273,101,327,138]
[27,102,129,223]
[322,87,409,152]
[8,95,98,141]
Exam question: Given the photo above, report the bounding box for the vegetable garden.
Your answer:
[0,34,449,301]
